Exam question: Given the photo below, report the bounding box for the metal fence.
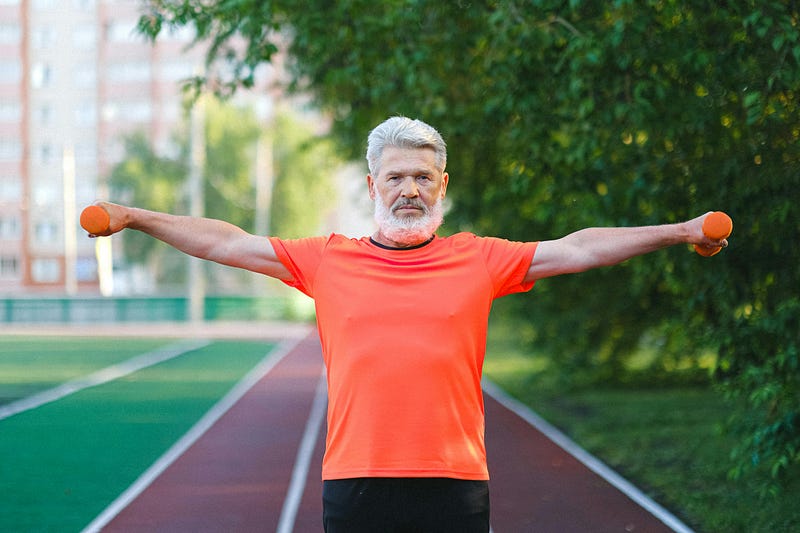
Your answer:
[0,296,297,324]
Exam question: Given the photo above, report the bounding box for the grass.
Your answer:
[483,319,800,533]
[0,337,171,404]
[0,339,276,532]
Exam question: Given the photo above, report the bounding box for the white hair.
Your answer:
[366,116,447,176]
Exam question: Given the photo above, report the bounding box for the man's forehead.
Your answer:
[379,146,440,174]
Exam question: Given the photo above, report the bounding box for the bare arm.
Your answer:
[90,202,293,281]
[525,212,728,282]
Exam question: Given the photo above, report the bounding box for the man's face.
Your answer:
[367,146,449,246]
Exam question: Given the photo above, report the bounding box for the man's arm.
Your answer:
[525,212,728,282]
[89,202,293,281]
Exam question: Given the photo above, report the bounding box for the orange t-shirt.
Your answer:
[269,232,538,480]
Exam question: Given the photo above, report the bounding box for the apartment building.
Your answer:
[0,0,278,295]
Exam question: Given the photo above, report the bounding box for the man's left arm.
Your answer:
[525,212,729,282]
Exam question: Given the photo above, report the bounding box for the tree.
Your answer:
[202,97,262,231]
[108,132,188,283]
[109,100,339,285]
[268,111,337,239]
[137,0,799,488]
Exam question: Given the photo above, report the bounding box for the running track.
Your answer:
[84,331,692,533]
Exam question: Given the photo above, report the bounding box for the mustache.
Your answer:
[391,198,427,212]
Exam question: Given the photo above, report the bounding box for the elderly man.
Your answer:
[90,116,728,532]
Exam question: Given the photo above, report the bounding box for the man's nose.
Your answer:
[401,177,419,197]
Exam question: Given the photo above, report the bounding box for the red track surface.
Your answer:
[102,333,677,532]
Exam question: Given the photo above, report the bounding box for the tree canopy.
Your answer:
[110,100,337,284]
[137,0,799,489]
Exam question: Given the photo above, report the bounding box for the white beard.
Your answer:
[373,196,444,246]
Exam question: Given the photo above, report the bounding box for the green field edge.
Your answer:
[0,339,276,532]
[0,337,174,405]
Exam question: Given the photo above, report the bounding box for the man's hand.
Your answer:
[84,201,129,237]
[689,212,732,257]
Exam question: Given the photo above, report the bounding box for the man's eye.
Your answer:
[418,175,430,181]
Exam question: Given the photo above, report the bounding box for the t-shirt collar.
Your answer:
[369,235,436,251]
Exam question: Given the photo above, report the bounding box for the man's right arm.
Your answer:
[90,202,293,281]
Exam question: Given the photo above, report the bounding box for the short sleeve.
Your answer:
[269,235,330,297]
[477,236,538,298]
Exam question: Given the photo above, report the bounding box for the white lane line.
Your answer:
[481,378,695,533]
[0,339,210,422]
[277,367,327,533]
[81,336,303,533]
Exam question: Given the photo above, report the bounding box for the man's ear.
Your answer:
[367,174,376,200]
[440,172,449,199]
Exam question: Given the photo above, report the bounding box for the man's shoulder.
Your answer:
[437,232,538,258]
[441,232,534,245]
[273,233,361,247]
[437,232,514,247]
[436,232,478,244]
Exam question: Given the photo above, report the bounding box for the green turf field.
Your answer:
[0,337,277,532]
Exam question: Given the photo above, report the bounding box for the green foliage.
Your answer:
[720,297,800,493]
[109,101,338,283]
[269,111,337,238]
[484,324,800,532]
[109,133,187,271]
[109,101,263,285]
[139,0,280,97]
[137,0,800,490]
[202,98,261,230]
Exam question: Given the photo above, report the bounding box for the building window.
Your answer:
[105,101,152,123]
[0,139,22,161]
[0,23,21,45]
[0,215,20,238]
[0,101,21,122]
[36,104,53,126]
[33,183,58,207]
[73,63,97,88]
[31,27,56,49]
[107,61,151,83]
[32,0,57,9]
[31,63,53,89]
[76,257,97,282]
[32,258,60,283]
[35,221,59,244]
[0,178,22,202]
[37,143,54,165]
[0,61,21,84]
[0,256,19,280]
[72,25,96,49]
[74,103,96,127]
[106,20,140,43]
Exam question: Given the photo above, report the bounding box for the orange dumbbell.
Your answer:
[694,211,732,257]
[80,205,111,235]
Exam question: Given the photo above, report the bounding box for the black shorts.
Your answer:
[322,477,490,533]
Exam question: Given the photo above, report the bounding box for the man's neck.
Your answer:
[370,231,434,250]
